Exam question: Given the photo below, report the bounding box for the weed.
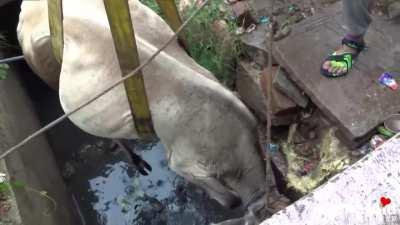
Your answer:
[182,0,242,87]
[0,180,57,216]
[139,0,242,88]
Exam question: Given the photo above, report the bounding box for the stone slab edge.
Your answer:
[261,133,400,225]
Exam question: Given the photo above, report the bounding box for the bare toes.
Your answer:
[323,61,331,70]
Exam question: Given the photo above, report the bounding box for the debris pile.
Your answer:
[230,0,400,197]
[282,125,351,194]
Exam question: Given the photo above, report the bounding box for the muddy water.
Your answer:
[19,66,244,225]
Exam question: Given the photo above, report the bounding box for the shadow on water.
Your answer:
[16,62,244,225]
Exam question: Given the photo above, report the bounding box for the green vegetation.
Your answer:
[139,0,162,15]
[0,180,57,216]
[139,0,242,88]
[182,0,242,87]
[0,64,9,80]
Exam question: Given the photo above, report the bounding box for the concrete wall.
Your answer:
[0,63,78,225]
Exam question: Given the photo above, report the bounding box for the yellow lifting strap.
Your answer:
[155,0,183,32]
[48,0,64,63]
[103,0,156,140]
[155,0,189,51]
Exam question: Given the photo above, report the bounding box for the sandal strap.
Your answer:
[342,38,365,52]
[326,52,354,70]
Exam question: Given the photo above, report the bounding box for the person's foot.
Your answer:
[321,44,359,76]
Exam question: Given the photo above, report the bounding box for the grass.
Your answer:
[139,0,242,88]
[139,0,163,15]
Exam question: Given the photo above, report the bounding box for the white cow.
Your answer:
[17,0,269,215]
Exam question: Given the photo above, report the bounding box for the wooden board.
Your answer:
[273,3,400,140]
[261,134,400,225]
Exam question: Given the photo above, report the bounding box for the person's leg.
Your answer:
[343,0,372,37]
[321,0,373,77]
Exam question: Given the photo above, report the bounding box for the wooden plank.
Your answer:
[273,3,400,140]
[261,134,400,225]
[48,0,63,63]
[104,0,155,140]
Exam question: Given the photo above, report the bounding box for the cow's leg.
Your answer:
[113,140,152,175]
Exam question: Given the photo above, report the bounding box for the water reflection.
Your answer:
[66,140,243,225]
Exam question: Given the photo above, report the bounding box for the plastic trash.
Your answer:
[377,126,396,139]
[259,16,270,24]
[245,24,256,33]
[266,143,279,152]
[379,72,398,90]
[370,135,386,150]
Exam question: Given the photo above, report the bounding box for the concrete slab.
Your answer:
[273,3,400,140]
[260,67,297,116]
[236,61,298,126]
[272,68,309,108]
[261,134,400,225]
[236,60,268,121]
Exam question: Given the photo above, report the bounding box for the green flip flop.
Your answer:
[320,38,365,78]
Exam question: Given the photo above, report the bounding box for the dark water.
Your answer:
[64,139,243,225]
[18,63,244,225]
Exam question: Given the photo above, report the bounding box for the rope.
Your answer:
[0,0,211,160]
[265,0,277,208]
[0,55,24,64]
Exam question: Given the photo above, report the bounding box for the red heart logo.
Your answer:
[380,197,391,207]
